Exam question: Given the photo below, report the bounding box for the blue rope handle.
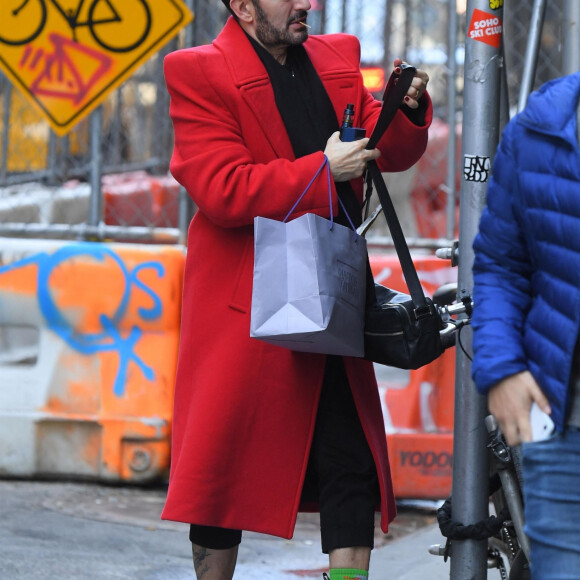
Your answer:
[282,155,359,238]
[283,155,331,223]
[336,191,359,236]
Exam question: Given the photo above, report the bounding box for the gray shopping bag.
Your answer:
[250,211,368,356]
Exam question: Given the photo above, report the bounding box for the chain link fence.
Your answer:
[0,0,567,244]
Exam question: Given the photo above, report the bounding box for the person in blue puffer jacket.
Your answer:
[472,71,580,579]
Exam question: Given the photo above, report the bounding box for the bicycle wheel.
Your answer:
[88,0,151,53]
[0,0,46,46]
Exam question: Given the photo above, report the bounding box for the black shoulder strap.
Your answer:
[367,161,428,311]
[367,64,416,149]
[366,66,430,313]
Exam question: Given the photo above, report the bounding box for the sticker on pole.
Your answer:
[464,154,491,183]
[0,0,194,136]
[467,8,503,49]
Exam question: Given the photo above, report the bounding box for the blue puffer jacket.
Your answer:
[472,72,580,431]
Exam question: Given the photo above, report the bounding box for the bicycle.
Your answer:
[0,0,151,53]
[429,248,531,580]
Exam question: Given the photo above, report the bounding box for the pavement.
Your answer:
[0,479,452,580]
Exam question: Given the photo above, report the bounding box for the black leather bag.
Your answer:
[364,283,445,370]
[361,66,445,369]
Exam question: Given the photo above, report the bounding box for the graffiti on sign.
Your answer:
[0,0,193,135]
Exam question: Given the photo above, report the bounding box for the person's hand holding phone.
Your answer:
[488,370,552,446]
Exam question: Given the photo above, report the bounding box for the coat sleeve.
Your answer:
[361,90,432,173]
[326,34,431,173]
[164,50,337,229]
[471,123,534,395]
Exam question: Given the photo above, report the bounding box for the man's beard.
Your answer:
[253,2,308,47]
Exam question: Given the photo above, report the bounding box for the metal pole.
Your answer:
[178,0,197,245]
[382,0,392,72]
[46,131,59,185]
[562,0,580,75]
[88,106,104,229]
[353,0,363,39]
[190,0,199,46]
[498,44,510,135]
[450,1,504,578]
[403,0,411,62]
[445,0,458,240]
[320,0,327,34]
[0,222,180,243]
[518,0,547,112]
[0,80,11,181]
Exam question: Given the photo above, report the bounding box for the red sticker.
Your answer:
[467,8,503,48]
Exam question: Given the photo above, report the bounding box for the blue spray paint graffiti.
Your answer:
[0,243,165,396]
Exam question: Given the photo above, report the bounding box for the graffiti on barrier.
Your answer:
[0,243,164,397]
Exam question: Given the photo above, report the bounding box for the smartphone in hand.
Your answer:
[530,402,555,442]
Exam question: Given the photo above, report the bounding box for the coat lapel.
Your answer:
[213,19,362,158]
[305,37,361,127]
[214,19,295,159]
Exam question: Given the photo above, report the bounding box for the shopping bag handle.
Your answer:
[283,156,360,237]
[284,156,330,223]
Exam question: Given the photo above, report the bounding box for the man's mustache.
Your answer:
[288,11,309,26]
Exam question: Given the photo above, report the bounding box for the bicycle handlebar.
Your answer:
[436,297,473,351]
[440,327,459,350]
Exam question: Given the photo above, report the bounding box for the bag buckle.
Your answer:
[414,304,432,320]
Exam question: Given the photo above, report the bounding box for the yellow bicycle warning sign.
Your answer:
[0,0,193,136]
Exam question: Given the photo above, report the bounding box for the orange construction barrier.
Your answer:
[0,239,455,498]
[103,171,180,228]
[369,252,457,500]
[409,118,462,239]
[0,238,185,483]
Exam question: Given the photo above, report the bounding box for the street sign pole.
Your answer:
[518,0,547,113]
[88,107,104,230]
[563,0,580,75]
[445,1,458,240]
[450,1,504,578]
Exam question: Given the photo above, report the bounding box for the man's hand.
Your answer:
[488,371,552,446]
[393,58,429,110]
[324,132,380,182]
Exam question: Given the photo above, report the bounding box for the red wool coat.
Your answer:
[162,17,432,539]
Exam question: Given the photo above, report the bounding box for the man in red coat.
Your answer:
[162,1,432,578]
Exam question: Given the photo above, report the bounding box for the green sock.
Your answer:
[328,569,368,580]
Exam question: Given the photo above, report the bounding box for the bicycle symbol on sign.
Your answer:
[0,0,152,53]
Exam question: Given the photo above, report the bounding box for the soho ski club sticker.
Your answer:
[467,8,503,49]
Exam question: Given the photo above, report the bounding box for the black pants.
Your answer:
[189,356,379,553]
